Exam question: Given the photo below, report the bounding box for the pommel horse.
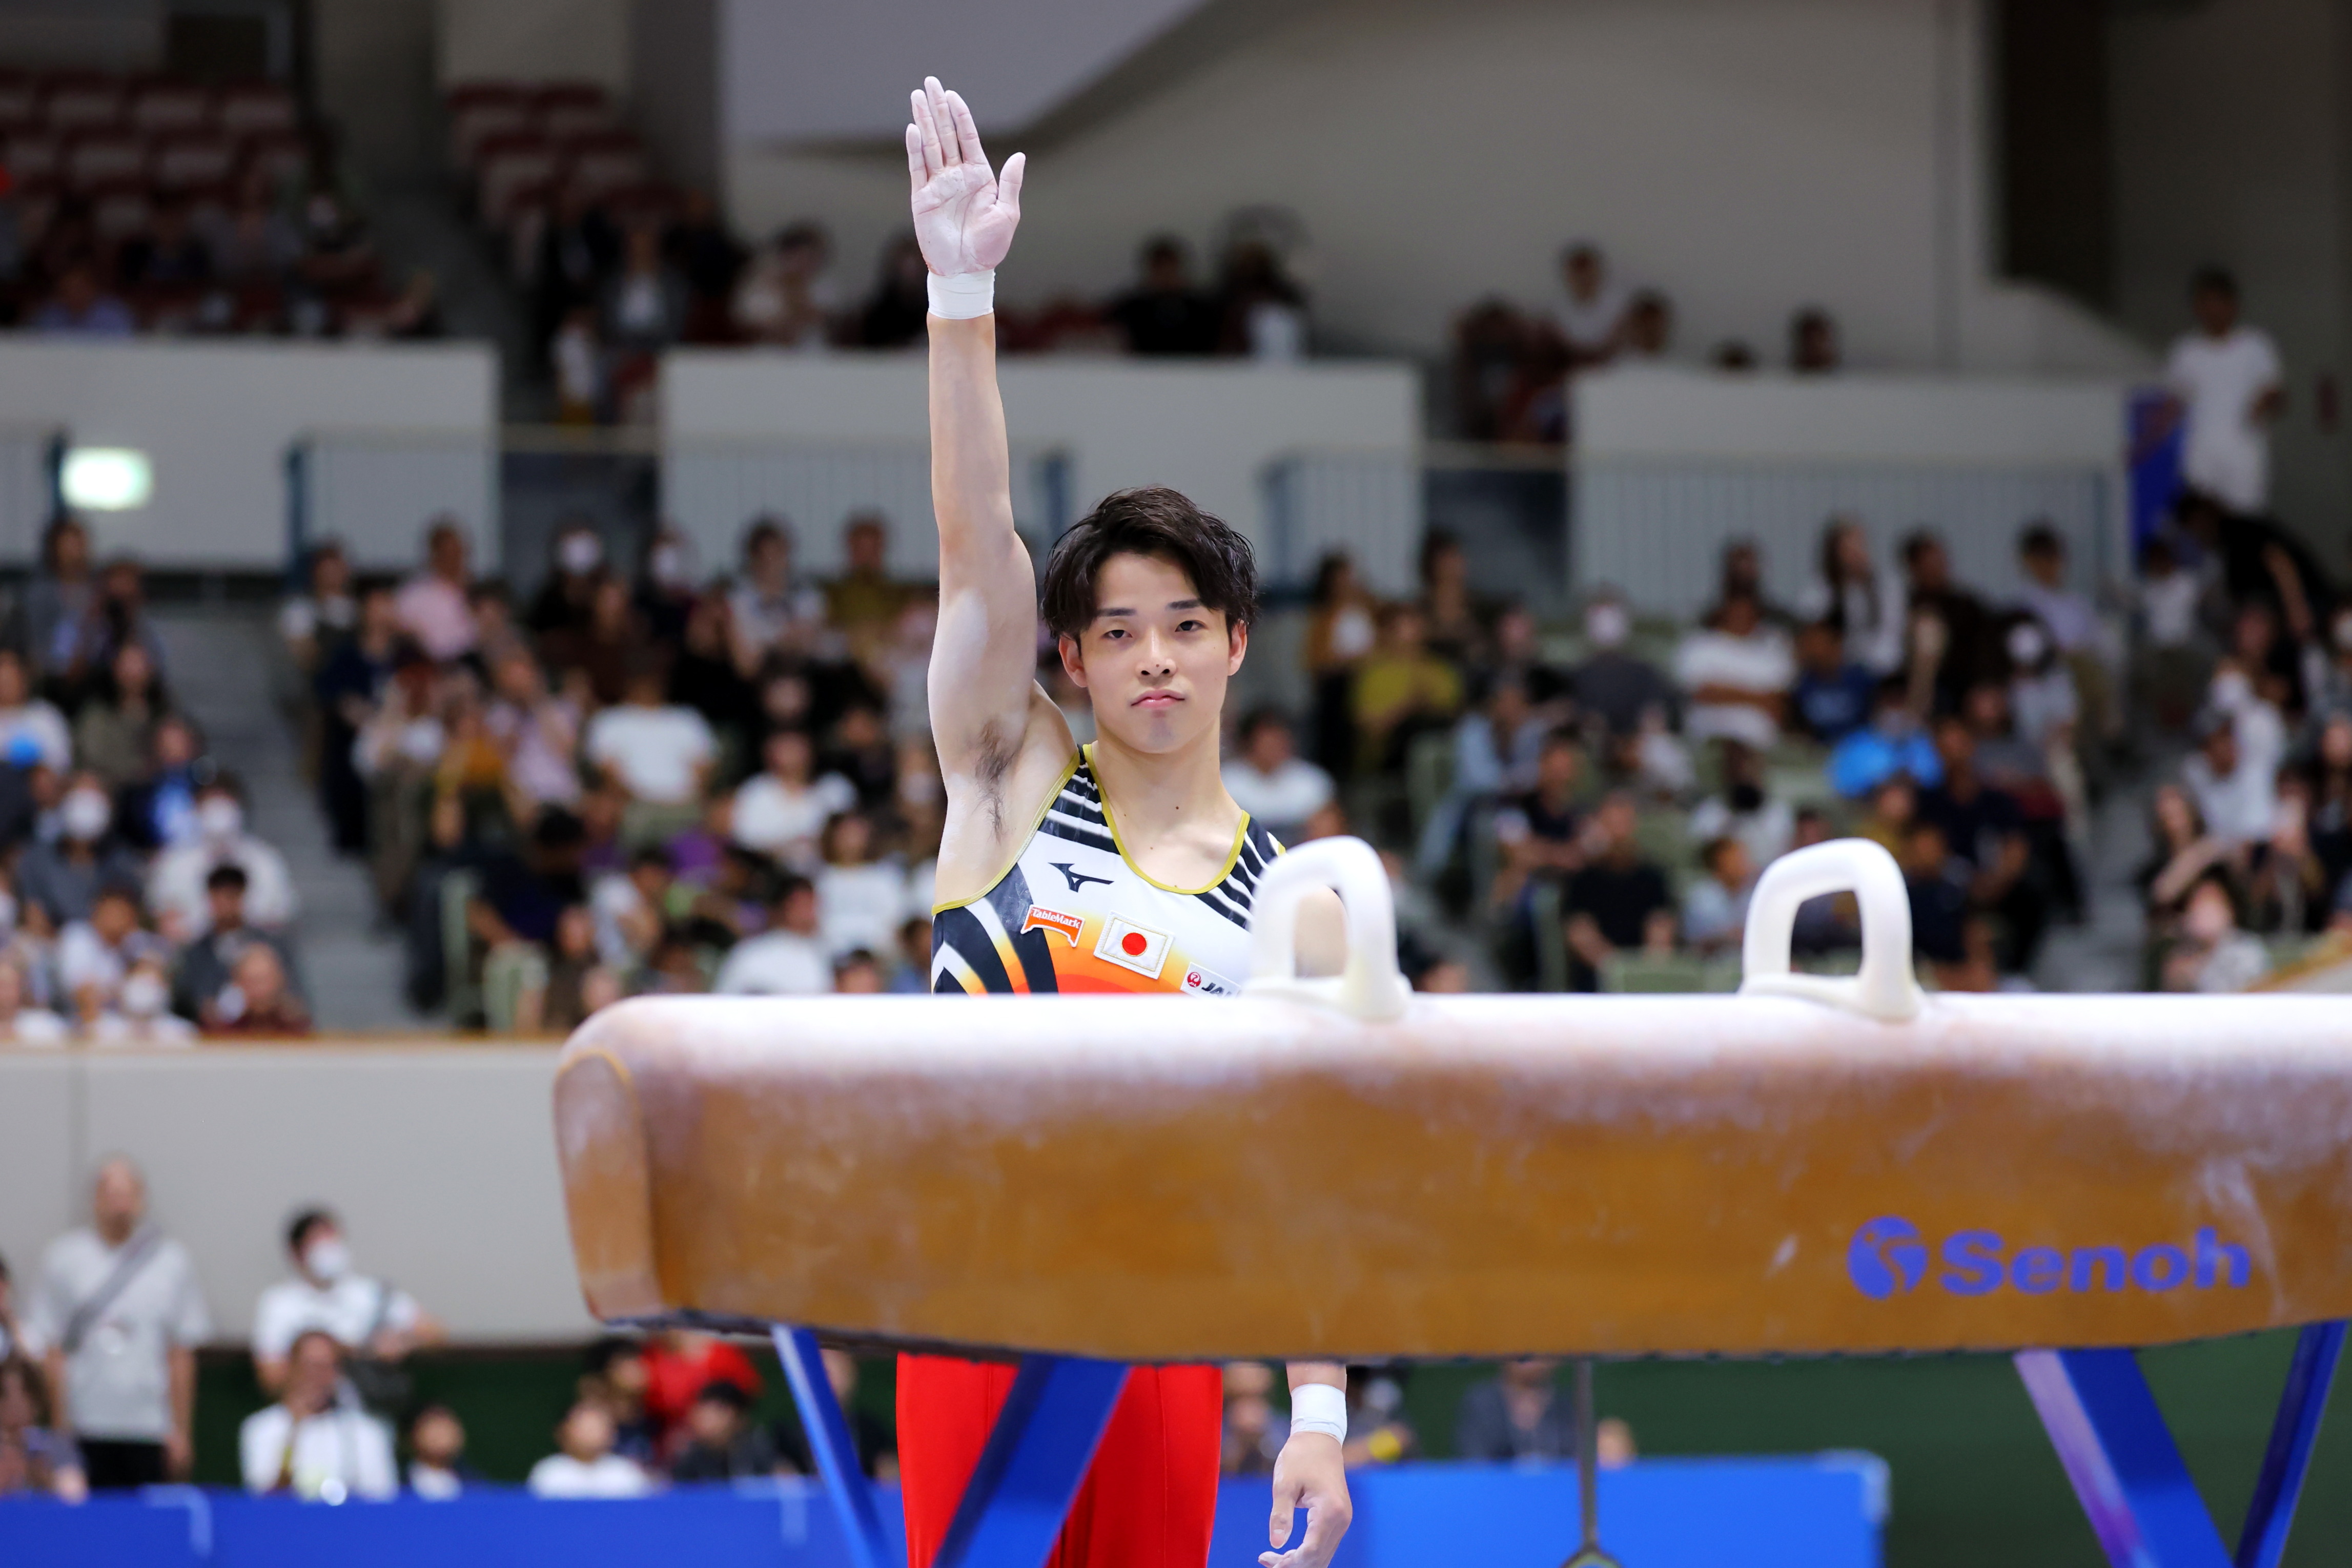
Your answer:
[552,837,2350,1568]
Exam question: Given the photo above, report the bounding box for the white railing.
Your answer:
[290,431,502,575]
[1261,448,1421,596]
[1572,456,2118,621]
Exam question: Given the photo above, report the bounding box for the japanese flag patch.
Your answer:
[1094,915,1172,981]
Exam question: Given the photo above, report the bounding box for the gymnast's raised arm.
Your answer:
[906,78,1072,900]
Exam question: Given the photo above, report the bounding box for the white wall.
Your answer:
[660,350,1422,588]
[434,0,630,90]
[0,1048,595,1345]
[0,341,496,570]
[720,0,1204,143]
[2109,0,2351,544]
[1576,367,2125,466]
[727,0,1990,367]
[1572,366,2130,616]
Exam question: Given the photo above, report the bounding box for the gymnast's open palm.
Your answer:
[906,76,1025,276]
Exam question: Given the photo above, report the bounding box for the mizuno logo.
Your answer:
[1846,1215,2251,1300]
[1051,861,1112,892]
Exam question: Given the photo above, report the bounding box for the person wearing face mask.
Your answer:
[1569,592,1674,744]
[252,1210,441,1404]
[56,884,166,1030]
[145,776,297,943]
[636,525,700,645]
[89,956,194,1047]
[528,521,607,639]
[17,773,145,934]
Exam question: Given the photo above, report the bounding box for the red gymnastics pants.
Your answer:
[897,1354,1224,1568]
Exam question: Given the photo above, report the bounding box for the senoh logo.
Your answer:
[1846,1216,2251,1301]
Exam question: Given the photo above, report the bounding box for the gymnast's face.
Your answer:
[1060,551,1246,757]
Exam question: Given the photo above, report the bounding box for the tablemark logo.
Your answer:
[1846,1216,2251,1300]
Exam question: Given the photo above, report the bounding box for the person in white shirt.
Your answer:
[584,668,717,808]
[814,811,909,957]
[528,1398,653,1499]
[1798,518,1906,675]
[1552,242,1628,364]
[0,955,68,1046]
[56,884,166,1028]
[25,1159,212,1488]
[2164,269,2283,515]
[252,1209,441,1396]
[713,875,831,995]
[0,648,70,772]
[728,518,825,669]
[88,956,195,1048]
[145,777,298,942]
[2182,695,2280,846]
[1220,710,1333,848]
[239,1330,397,1500]
[1674,592,1795,753]
[2015,525,2119,746]
[731,729,856,869]
[406,1404,473,1499]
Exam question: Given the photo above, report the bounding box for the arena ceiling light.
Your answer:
[59,447,154,511]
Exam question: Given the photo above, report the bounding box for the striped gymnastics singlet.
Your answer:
[928,744,1277,999]
[901,744,1278,1568]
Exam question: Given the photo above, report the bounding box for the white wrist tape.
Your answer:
[927,269,996,320]
[1289,1383,1347,1443]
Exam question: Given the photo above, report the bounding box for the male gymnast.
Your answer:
[901,74,1355,1568]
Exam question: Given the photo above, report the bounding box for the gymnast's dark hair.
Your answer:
[1039,486,1258,643]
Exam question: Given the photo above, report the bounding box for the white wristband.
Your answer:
[1288,1383,1347,1443]
[927,269,996,320]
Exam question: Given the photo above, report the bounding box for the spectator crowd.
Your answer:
[0,246,2333,1515]
[539,206,1315,423]
[0,515,311,1044]
[1450,240,1846,443]
[0,70,439,341]
[288,509,944,1028]
[0,1160,1646,1503]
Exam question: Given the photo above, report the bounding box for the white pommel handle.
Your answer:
[1245,835,1411,1021]
[1737,836,1924,1022]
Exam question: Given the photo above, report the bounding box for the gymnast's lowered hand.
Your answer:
[1264,1367,1353,1568]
